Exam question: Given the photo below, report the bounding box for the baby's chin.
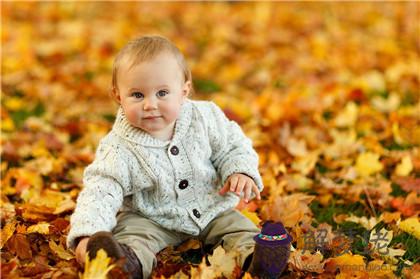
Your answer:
[138,122,175,136]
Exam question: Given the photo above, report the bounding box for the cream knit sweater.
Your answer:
[67,100,263,250]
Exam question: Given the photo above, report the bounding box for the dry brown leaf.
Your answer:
[49,240,74,261]
[289,250,325,274]
[6,233,32,260]
[0,219,17,249]
[262,193,314,227]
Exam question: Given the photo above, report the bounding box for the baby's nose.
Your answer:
[143,98,158,110]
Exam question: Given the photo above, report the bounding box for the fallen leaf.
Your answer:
[399,217,420,239]
[345,215,380,230]
[402,263,420,279]
[6,233,32,260]
[289,250,324,274]
[262,193,314,227]
[286,137,308,157]
[49,240,74,260]
[355,152,383,177]
[81,249,115,279]
[207,246,238,278]
[241,208,261,226]
[334,102,358,127]
[326,253,367,278]
[27,222,50,235]
[393,177,420,193]
[366,260,396,278]
[0,219,17,249]
[380,212,401,224]
[395,155,413,176]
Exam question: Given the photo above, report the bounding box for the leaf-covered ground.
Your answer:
[1,2,419,279]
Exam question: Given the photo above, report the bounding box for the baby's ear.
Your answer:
[182,81,192,98]
[111,87,121,103]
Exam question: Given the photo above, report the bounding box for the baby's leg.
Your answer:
[112,211,187,279]
[199,209,259,269]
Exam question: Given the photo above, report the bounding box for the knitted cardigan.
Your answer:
[66,100,263,250]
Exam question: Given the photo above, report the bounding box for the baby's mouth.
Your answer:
[143,116,162,120]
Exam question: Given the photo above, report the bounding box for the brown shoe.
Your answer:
[87,231,143,279]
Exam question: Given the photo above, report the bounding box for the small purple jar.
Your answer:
[248,221,292,279]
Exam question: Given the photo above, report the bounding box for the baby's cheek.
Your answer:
[162,106,181,122]
[126,109,141,126]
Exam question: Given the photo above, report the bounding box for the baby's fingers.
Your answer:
[253,184,261,200]
[244,182,252,203]
[235,179,246,197]
[219,181,230,195]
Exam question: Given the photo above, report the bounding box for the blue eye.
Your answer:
[157,90,168,97]
[132,92,144,99]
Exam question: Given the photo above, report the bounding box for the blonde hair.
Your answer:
[112,35,192,93]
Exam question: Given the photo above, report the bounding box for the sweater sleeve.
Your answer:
[66,143,132,251]
[207,102,264,196]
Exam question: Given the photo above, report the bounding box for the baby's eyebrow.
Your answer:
[129,87,143,91]
[156,85,170,89]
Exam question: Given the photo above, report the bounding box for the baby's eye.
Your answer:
[156,90,168,97]
[132,92,144,99]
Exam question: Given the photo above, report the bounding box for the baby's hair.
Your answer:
[111,35,192,93]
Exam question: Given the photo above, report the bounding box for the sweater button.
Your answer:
[179,179,188,189]
[170,146,179,155]
[193,209,201,218]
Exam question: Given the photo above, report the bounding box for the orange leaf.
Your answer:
[6,233,32,260]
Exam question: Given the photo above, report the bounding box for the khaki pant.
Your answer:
[112,209,260,279]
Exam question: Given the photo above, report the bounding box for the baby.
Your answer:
[67,35,290,279]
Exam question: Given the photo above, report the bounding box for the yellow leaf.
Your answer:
[355,152,383,177]
[399,218,420,239]
[395,155,413,176]
[49,240,74,260]
[345,215,380,230]
[332,253,365,266]
[81,249,115,279]
[371,93,400,113]
[366,260,396,278]
[287,174,313,191]
[1,117,15,132]
[240,273,254,279]
[207,246,238,278]
[286,137,308,157]
[354,71,386,93]
[0,220,17,249]
[392,123,405,145]
[334,102,358,127]
[189,246,238,279]
[330,253,367,278]
[380,212,401,224]
[266,101,283,123]
[4,97,25,111]
[27,222,50,234]
[291,151,319,175]
[241,208,261,226]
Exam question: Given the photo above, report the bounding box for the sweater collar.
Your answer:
[112,100,193,147]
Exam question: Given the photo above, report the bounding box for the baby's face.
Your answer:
[116,52,190,140]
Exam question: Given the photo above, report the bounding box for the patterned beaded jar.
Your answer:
[248,221,293,279]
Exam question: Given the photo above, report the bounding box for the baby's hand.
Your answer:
[219,173,261,203]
